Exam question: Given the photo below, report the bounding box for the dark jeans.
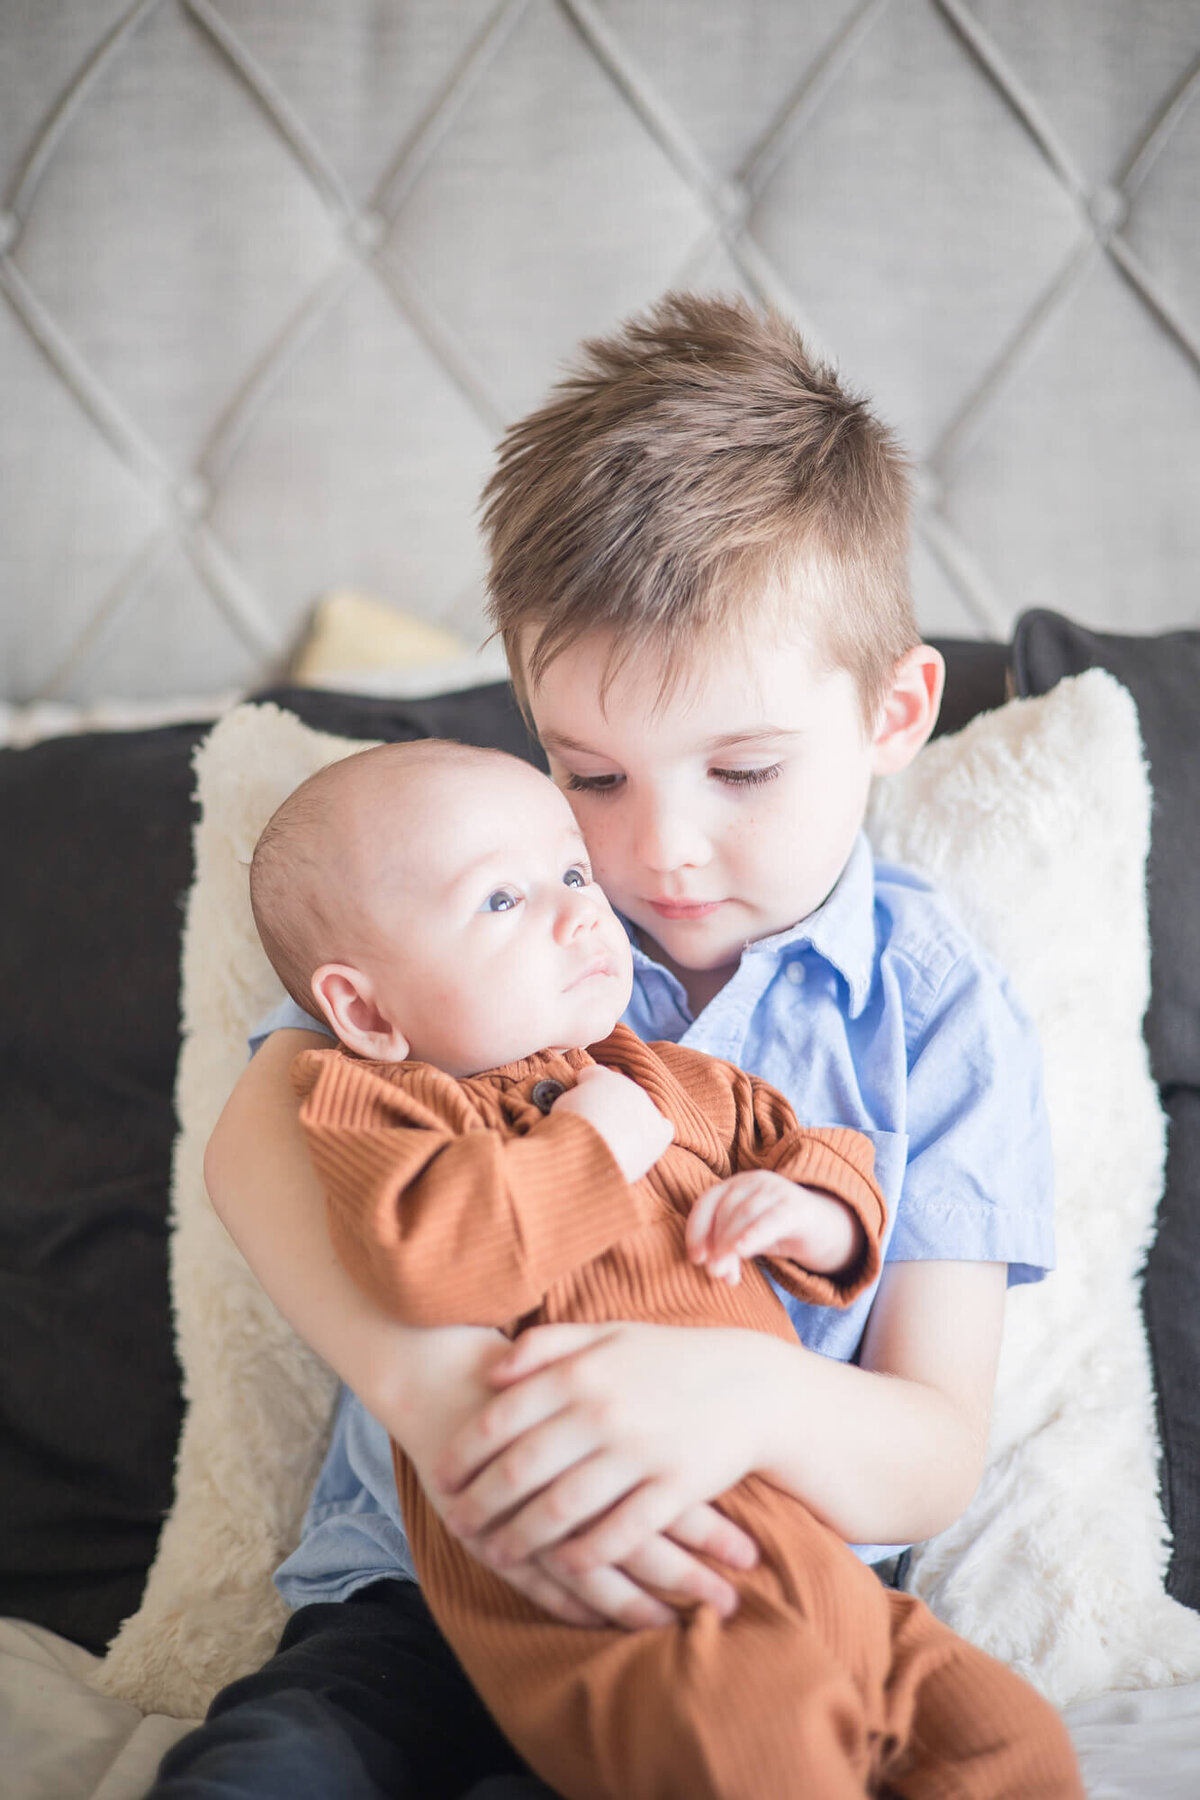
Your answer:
[147,1580,558,1800]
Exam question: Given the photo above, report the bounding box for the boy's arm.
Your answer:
[203,1030,508,1453]
[293,1050,653,1329]
[437,1261,1005,1562]
[207,1030,760,1626]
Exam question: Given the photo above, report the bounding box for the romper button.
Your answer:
[785,960,805,986]
[531,1079,566,1114]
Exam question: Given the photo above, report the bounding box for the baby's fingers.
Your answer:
[706,1192,792,1264]
[685,1182,727,1263]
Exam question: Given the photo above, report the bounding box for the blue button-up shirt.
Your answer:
[257,834,1053,1603]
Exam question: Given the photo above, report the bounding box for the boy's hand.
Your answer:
[397,1325,756,1630]
[435,1320,777,1580]
[686,1172,864,1283]
[553,1064,674,1184]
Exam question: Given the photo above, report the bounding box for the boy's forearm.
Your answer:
[748,1332,989,1544]
[204,1030,504,1437]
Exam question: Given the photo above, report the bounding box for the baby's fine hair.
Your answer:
[250,738,496,1017]
[483,291,918,724]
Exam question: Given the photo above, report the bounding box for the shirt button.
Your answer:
[531,1079,566,1114]
[785,960,805,986]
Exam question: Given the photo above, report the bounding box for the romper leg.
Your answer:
[877,1590,1085,1800]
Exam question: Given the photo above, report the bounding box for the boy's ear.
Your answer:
[869,644,945,776]
[310,964,411,1063]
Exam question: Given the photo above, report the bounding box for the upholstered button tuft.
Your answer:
[347,212,386,253]
[175,475,209,518]
[531,1079,566,1114]
[1088,185,1127,238]
[785,960,805,986]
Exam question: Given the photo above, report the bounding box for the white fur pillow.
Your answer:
[95,672,1200,1718]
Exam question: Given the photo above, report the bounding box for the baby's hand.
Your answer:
[553,1065,674,1184]
[686,1171,861,1283]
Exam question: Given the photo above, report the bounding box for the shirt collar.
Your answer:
[621,832,878,1021]
[774,832,877,1018]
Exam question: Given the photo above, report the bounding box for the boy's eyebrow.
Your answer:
[541,726,805,756]
[706,728,806,750]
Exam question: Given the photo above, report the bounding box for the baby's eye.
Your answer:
[711,764,783,789]
[562,865,589,889]
[563,771,623,797]
[480,887,521,914]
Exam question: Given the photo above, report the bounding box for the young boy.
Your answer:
[246,736,1078,1800]
[162,295,1063,1799]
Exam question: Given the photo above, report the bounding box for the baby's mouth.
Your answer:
[565,956,619,990]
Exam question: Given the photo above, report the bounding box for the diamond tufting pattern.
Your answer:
[1,0,1197,702]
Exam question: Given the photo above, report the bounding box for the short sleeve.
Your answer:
[892,947,1054,1286]
[248,993,335,1057]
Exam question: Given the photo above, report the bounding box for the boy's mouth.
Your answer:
[647,898,723,921]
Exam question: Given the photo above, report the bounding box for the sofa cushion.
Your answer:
[1013,609,1200,1615]
[93,668,1200,1718]
[0,640,1041,1658]
[0,725,200,1654]
[1012,610,1200,1090]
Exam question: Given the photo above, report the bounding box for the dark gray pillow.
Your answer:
[1013,609,1200,1613]
[0,682,534,1652]
[1013,610,1200,1091]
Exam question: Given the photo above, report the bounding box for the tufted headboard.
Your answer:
[2,0,1198,705]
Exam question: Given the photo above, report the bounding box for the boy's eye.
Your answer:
[562,865,589,889]
[563,772,623,797]
[481,887,521,914]
[711,764,783,789]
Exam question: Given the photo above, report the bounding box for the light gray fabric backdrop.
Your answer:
[1,0,1197,703]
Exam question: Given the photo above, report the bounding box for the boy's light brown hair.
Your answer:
[482,292,918,725]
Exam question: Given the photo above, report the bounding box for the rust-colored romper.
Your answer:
[295,1025,1081,1800]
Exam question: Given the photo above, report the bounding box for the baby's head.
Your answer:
[483,290,933,734]
[250,741,633,1076]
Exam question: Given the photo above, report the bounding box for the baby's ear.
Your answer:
[311,964,411,1063]
[869,644,945,776]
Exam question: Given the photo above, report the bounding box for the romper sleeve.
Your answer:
[292,1049,647,1328]
[645,1041,887,1308]
[728,1069,887,1308]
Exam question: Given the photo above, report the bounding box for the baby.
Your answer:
[249,736,1079,1800]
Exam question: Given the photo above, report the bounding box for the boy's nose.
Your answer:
[632,800,710,874]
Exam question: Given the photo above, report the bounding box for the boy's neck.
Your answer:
[636,928,741,1018]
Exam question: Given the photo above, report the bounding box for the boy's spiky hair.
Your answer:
[482,292,918,725]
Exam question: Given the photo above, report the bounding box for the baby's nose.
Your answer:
[557,886,600,939]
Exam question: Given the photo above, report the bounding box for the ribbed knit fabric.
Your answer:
[294,1027,1082,1800]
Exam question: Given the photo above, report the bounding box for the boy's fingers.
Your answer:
[488,1322,613,1384]
[477,1452,642,1568]
[667,1503,759,1570]
[441,1412,598,1538]
[497,1561,610,1627]
[540,1559,676,1630]
[548,1478,685,1576]
[614,1537,740,1620]
[436,1352,600,1492]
